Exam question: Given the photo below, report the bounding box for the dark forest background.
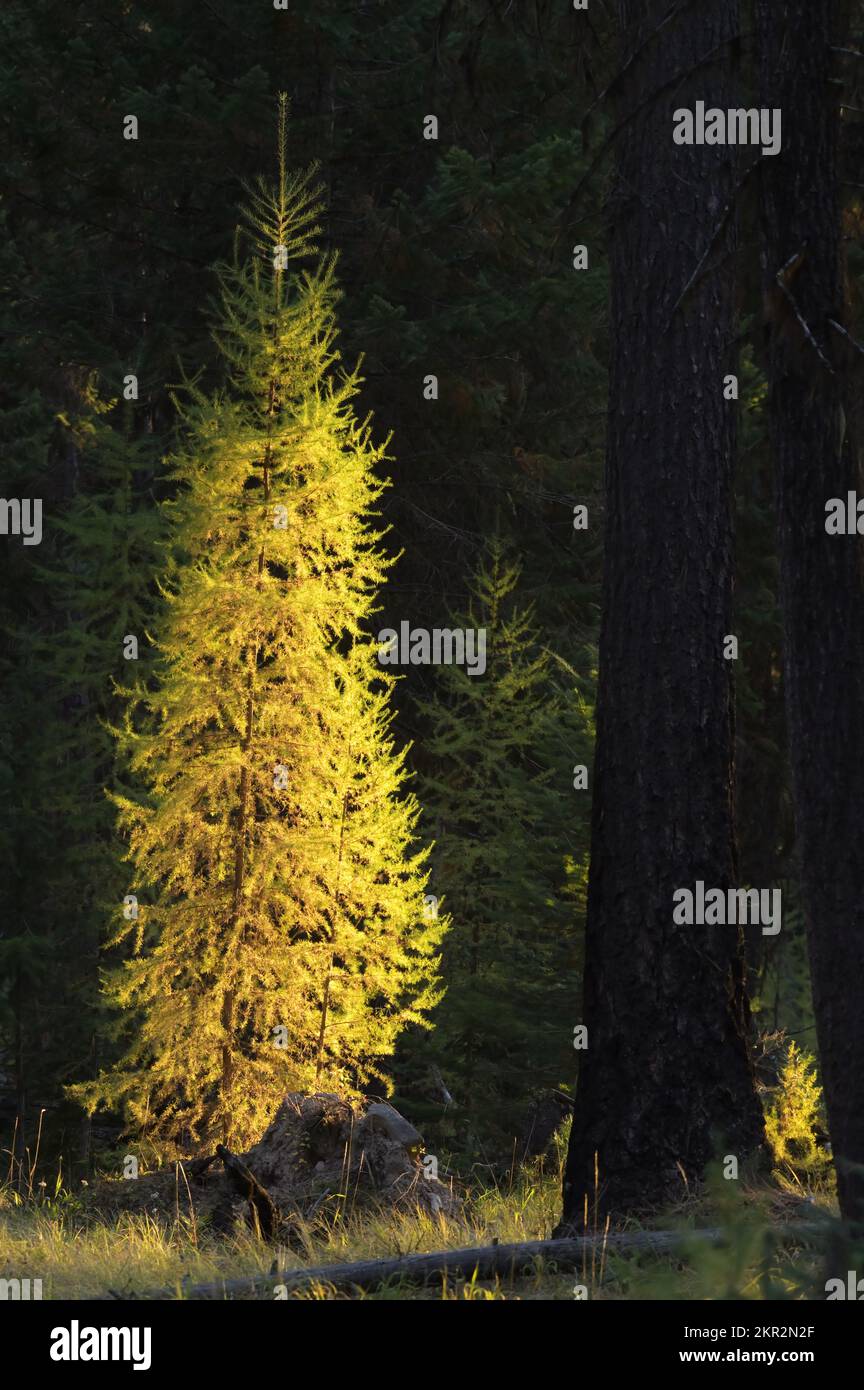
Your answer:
[1,0,859,1201]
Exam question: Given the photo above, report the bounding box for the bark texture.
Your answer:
[757,0,864,1223]
[560,0,764,1227]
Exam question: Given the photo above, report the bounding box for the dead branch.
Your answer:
[216,1143,278,1240]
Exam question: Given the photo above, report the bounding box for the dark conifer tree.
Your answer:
[757,0,864,1223]
[404,540,590,1148]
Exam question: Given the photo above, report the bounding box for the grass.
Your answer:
[0,1158,567,1301]
[0,1128,566,1300]
[0,1129,841,1300]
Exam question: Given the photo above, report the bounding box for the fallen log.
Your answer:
[98,1221,823,1301]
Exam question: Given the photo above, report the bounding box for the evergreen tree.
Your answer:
[402,539,590,1149]
[758,0,864,1222]
[76,106,444,1155]
[24,392,161,1158]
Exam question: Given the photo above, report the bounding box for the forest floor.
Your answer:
[0,1135,838,1301]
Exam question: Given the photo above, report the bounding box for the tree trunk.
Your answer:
[560,0,763,1227]
[757,0,864,1223]
[220,361,277,1136]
